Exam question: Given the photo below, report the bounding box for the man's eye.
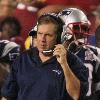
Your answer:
[37,32,42,35]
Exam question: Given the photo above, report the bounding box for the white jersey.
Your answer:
[68,43,100,96]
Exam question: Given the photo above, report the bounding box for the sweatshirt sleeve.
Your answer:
[67,51,89,99]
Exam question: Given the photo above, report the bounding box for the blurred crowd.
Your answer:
[0,0,100,100]
[0,0,100,50]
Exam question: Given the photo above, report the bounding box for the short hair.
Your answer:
[0,16,21,37]
[37,13,64,43]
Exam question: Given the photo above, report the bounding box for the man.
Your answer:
[0,40,20,99]
[0,16,21,40]
[1,13,88,100]
[58,8,100,100]
[0,16,24,51]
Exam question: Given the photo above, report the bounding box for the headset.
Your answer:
[36,13,64,56]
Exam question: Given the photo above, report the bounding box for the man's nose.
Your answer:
[41,34,46,42]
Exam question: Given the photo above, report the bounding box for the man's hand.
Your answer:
[53,44,80,100]
[53,44,67,66]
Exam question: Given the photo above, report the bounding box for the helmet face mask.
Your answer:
[61,22,90,43]
[67,22,90,37]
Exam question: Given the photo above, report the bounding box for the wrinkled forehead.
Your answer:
[37,23,57,33]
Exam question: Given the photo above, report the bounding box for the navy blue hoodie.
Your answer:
[1,47,88,100]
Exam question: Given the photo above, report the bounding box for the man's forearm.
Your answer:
[61,62,80,100]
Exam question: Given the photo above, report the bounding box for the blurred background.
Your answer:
[0,0,99,51]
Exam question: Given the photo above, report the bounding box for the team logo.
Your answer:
[85,50,95,61]
[52,69,62,75]
[59,10,72,16]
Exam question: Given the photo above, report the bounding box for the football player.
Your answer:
[58,8,100,100]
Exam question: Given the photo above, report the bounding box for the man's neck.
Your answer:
[39,52,53,62]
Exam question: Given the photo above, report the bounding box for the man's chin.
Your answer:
[38,48,45,53]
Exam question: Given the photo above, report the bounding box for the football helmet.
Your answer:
[0,40,20,63]
[58,8,91,43]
